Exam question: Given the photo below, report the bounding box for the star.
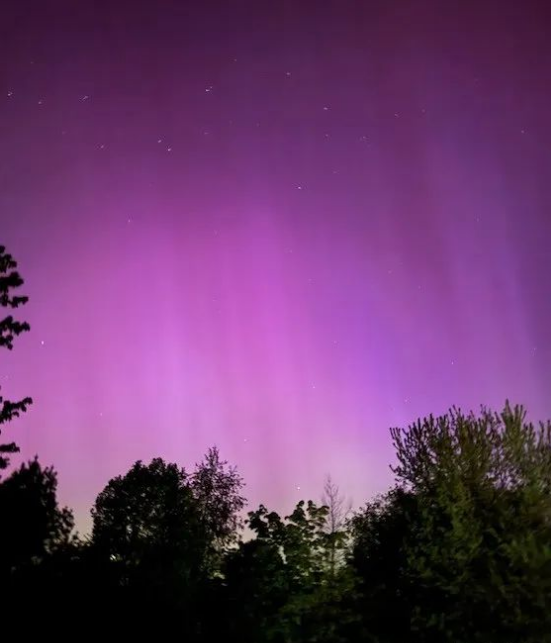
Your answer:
[81,95,90,101]
[167,147,172,152]
[7,91,13,98]
[205,85,213,93]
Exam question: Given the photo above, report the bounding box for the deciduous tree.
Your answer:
[0,245,32,471]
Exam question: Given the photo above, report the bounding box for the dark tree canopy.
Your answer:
[191,446,246,556]
[91,457,211,636]
[390,402,551,493]
[0,458,74,575]
[0,245,33,471]
[90,452,247,637]
[1,394,550,643]
[351,403,551,643]
[222,499,359,643]
[0,245,30,350]
[92,457,206,571]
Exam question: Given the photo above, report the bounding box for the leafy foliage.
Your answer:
[351,403,551,643]
[192,446,246,540]
[0,458,74,575]
[0,245,30,349]
[191,445,246,571]
[224,499,360,643]
[4,403,551,642]
[91,457,210,635]
[92,458,207,579]
[0,245,32,471]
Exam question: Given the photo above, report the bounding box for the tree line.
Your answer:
[2,244,551,642]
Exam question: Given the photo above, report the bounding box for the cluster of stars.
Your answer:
[5,76,496,206]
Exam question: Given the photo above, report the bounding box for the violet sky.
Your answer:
[2,0,551,532]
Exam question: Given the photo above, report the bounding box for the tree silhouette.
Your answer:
[223,511,291,643]
[0,458,77,633]
[92,457,207,576]
[91,457,210,636]
[351,403,551,643]
[350,488,417,643]
[224,500,359,643]
[0,245,32,471]
[1,398,549,642]
[321,474,352,578]
[0,458,74,577]
[191,445,246,570]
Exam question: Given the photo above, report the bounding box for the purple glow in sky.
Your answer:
[2,0,551,532]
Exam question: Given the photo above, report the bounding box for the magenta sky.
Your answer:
[2,0,551,532]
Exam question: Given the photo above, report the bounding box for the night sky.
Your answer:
[2,0,551,532]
